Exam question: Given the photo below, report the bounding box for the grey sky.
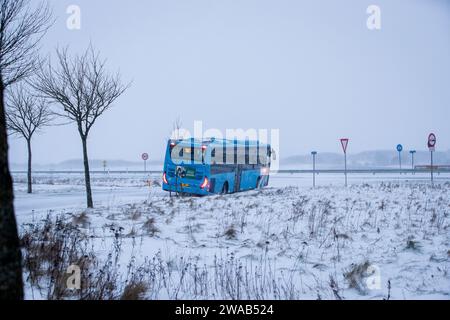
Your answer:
[8,0,450,164]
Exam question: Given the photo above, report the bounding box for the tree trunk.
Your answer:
[27,139,32,194]
[0,77,24,299]
[81,137,93,208]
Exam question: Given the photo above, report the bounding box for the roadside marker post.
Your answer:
[409,150,416,173]
[340,139,349,187]
[311,151,317,188]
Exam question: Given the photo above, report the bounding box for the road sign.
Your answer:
[340,139,349,154]
[396,144,403,152]
[428,133,436,151]
[142,153,149,173]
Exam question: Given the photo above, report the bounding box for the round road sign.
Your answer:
[142,153,149,161]
[428,133,436,148]
[396,144,403,152]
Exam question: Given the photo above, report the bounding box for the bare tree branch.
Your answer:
[0,0,53,87]
[5,84,52,140]
[32,45,130,208]
[5,84,52,194]
[33,45,130,138]
[0,0,53,300]
[172,116,183,139]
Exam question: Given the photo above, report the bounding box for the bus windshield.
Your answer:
[170,145,204,164]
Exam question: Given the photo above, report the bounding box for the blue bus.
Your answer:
[162,138,272,195]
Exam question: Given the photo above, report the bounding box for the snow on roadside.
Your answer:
[14,175,450,300]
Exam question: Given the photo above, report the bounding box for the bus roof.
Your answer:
[169,138,270,148]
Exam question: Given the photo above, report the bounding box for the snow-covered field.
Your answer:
[13,172,450,300]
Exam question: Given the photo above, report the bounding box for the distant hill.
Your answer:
[10,159,163,171]
[281,150,450,169]
[10,149,450,171]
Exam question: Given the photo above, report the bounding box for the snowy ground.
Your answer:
[12,172,450,300]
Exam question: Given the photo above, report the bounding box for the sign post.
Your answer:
[428,133,436,186]
[340,139,349,187]
[311,151,317,188]
[396,144,403,171]
[142,153,149,173]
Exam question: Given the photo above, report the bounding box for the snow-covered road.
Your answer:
[13,171,450,217]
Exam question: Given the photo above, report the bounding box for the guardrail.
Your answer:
[277,169,450,174]
[10,168,450,175]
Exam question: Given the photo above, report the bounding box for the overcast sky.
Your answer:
[8,0,450,164]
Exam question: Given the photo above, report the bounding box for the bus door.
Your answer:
[234,164,243,192]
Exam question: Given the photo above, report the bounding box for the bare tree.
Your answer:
[6,85,52,193]
[33,46,129,208]
[0,0,52,300]
[172,116,183,139]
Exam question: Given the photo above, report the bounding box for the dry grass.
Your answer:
[72,211,90,228]
[120,282,148,300]
[405,237,421,251]
[142,217,160,237]
[224,225,237,240]
[343,261,371,294]
[20,213,303,300]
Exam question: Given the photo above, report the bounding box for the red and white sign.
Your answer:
[142,153,149,161]
[428,133,436,151]
[340,138,349,154]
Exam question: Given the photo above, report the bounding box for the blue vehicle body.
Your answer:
[162,138,271,196]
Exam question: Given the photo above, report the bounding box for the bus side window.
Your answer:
[237,147,246,165]
[225,147,235,165]
[245,141,249,165]
[258,146,266,166]
[249,146,258,165]
[210,147,224,165]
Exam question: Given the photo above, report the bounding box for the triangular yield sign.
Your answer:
[340,138,349,154]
